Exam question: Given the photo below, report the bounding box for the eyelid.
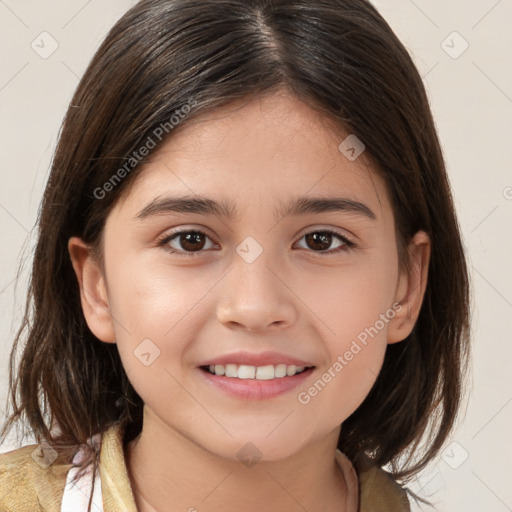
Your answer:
[158,224,356,243]
[296,225,356,244]
[157,225,357,256]
[156,224,215,242]
[156,227,217,254]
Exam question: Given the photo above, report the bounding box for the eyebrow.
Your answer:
[134,194,377,222]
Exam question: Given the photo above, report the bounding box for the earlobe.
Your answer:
[68,237,116,343]
[387,230,431,344]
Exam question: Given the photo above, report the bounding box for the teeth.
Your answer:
[205,363,309,379]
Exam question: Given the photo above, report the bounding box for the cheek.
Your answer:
[298,256,397,421]
[307,252,398,335]
[299,328,388,428]
[104,254,223,400]
[106,260,204,409]
[105,249,215,338]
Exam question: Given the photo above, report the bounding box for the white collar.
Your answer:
[61,433,104,512]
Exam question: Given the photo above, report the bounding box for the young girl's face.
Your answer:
[71,89,428,461]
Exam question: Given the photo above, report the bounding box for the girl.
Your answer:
[0,0,470,511]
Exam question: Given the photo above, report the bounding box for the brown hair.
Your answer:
[1,0,470,508]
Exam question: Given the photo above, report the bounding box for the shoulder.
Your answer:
[0,442,72,512]
[353,454,411,512]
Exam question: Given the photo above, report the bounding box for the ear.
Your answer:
[68,237,116,343]
[387,230,431,344]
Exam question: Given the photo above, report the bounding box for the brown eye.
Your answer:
[176,232,207,251]
[305,232,333,251]
[159,228,354,258]
[160,230,216,256]
[295,230,354,254]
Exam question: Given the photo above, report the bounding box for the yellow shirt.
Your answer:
[0,423,410,511]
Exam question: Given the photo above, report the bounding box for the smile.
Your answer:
[202,363,312,380]
[198,364,316,400]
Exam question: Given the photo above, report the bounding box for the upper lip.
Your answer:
[199,350,315,368]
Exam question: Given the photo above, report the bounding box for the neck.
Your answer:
[124,412,356,512]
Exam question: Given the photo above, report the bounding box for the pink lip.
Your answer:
[199,366,315,400]
[198,350,315,368]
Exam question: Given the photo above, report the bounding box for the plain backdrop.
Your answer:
[0,1,511,511]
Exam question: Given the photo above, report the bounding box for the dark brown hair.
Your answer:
[1,0,470,508]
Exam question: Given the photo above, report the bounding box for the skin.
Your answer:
[69,89,430,512]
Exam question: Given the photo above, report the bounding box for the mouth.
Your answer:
[200,363,315,380]
[198,364,316,400]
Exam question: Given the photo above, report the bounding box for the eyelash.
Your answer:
[157,228,356,257]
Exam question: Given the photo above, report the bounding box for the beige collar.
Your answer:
[87,423,407,512]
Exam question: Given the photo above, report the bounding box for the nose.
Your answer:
[216,252,298,332]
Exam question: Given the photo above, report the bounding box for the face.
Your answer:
[70,90,428,462]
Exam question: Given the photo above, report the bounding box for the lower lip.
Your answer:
[198,367,315,400]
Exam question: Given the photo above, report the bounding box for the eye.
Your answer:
[158,229,217,257]
[294,229,355,255]
[158,228,356,257]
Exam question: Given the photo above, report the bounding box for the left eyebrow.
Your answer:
[134,194,377,222]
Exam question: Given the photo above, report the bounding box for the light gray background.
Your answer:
[1,1,511,511]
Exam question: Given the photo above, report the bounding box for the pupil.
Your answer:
[306,232,331,251]
[181,232,205,251]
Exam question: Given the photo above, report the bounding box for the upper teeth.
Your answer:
[208,364,307,380]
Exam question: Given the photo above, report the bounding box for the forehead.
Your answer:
[116,91,391,222]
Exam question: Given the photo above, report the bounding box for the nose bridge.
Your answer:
[216,238,297,330]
